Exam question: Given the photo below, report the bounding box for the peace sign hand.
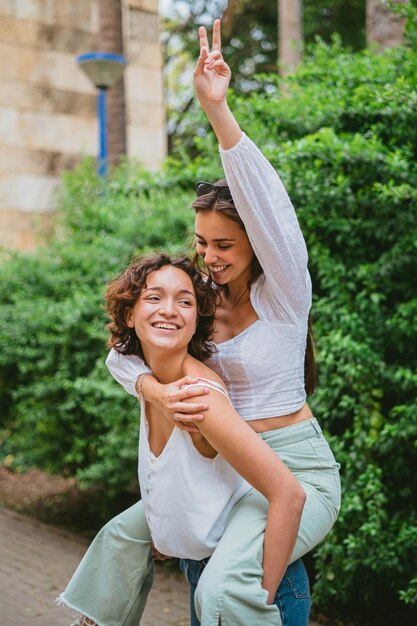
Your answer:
[193,19,231,107]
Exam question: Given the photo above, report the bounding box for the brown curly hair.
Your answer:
[105,253,217,362]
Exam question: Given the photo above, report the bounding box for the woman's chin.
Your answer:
[148,334,190,353]
[210,272,229,285]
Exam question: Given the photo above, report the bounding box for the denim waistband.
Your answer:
[260,417,322,446]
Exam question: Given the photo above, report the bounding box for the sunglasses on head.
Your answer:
[195,181,233,201]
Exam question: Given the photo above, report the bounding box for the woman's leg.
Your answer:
[180,558,210,626]
[275,558,311,626]
[194,418,341,626]
[181,557,310,626]
[58,501,154,626]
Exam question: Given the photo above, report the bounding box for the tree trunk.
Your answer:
[98,0,127,167]
[366,0,408,50]
[278,0,303,75]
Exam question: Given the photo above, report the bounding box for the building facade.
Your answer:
[0,0,165,250]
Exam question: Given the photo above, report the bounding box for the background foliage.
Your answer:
[1,37,416,626]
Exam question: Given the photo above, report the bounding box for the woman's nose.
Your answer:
[203,247,218,264]
[159,300,177,316]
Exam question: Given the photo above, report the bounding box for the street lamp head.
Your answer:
[77,52,127,89]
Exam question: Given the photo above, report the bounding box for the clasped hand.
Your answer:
[157,376,210,432]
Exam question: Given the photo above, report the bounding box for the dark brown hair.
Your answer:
[105,253,217,362]
[192,180,318,395]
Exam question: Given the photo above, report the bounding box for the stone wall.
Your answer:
[0,0,165,250]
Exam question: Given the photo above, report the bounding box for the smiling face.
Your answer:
[125,265,198,360]
[195,210,254,288]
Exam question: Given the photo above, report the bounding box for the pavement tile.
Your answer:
[0,506,189,626]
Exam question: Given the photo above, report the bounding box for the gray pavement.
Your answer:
[0,506,189,626]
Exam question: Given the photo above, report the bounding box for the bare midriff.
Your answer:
[247,402,313,434]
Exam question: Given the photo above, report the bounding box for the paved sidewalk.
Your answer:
[0,506,189,626]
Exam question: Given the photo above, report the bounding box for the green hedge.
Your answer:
[1,40,416,624]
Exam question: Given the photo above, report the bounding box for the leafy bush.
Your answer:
[1,40,416,624]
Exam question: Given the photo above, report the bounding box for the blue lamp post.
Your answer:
[77,52,127,177]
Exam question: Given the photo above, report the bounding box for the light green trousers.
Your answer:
[58,501,154,626]
[59,418,340,626]
[194,418,341,625]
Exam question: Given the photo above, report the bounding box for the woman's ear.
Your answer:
[125,307,135,328]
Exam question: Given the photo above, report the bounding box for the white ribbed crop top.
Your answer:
[106,133,312,420]
[138,379,250,559]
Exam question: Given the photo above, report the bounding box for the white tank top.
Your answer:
[138,378,251,559]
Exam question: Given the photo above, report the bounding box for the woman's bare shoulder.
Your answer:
[184,356,227,392]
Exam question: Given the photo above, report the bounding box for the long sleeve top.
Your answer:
[106,133,311,419]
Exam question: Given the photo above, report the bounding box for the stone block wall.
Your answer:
[0,0,166,250]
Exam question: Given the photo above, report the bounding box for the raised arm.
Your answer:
[194,21,311,322]
[106,348,209,431]
[184,386,306,601]
[193,22,241,150]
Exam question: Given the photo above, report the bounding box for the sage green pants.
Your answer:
[194,418,341,625]
[59,418,340,626]
[58,501,154,626]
